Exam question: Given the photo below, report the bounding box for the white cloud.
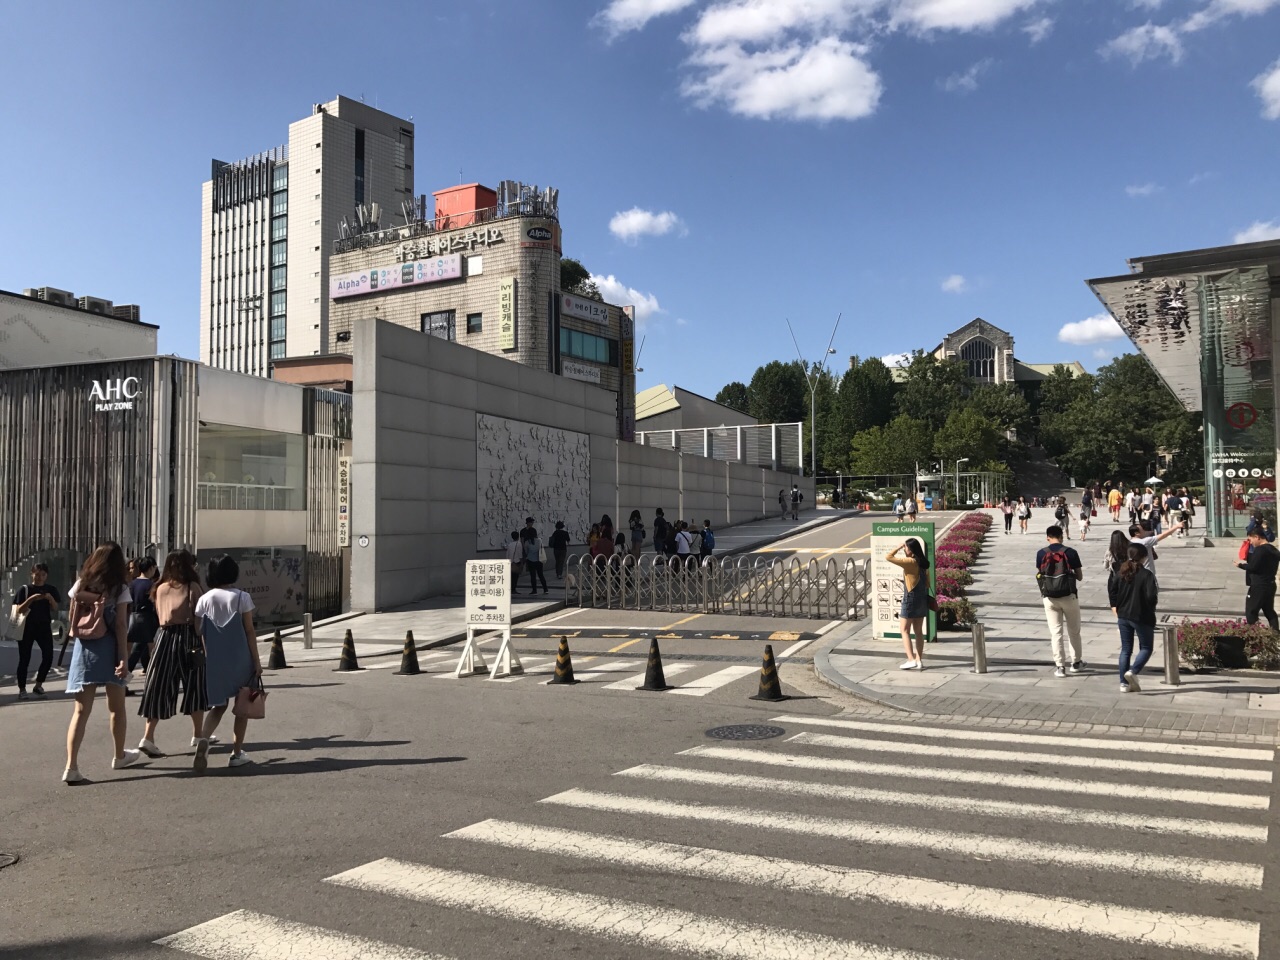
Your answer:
[1233,219,1280,243]
[881,351,911,367]
[1058,314,1125,345]
[888,0,1042,32]
[941,58,994,93]
[1023,16,1053,42]
[591,274,664,327]
[593,0,699,39]
[683,36,883,121]
[941,273,968,292]
[1100,22,1183,64]
[609,207,686,243]
[1092,347,1114,360]
[1125,181,1162,197]
[1183,0,1280,32]
[1188,171,1216,185]
[1252,58,1280,119]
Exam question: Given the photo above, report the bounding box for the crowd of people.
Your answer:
[11,543,262,783]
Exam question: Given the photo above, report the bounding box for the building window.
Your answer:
[270,316,286,340]
[959,337,996,382]
[421,310,456,341]
[272,165,288,191]
[271,240,287,266]
[269,341,286,360]
[271,266,287,291]
[354,128,365,205]
[272,216,287,241]
[270,292,286,316]
[272,193,288,216]
[466,312,483,334]
[197,424,304,511]
[559,328,618,365]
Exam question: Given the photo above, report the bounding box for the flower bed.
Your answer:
[928,513,993,629]
[936,596,976,628]
[1177,618,1280,671]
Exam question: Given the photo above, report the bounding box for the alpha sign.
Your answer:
[89,377,141,412]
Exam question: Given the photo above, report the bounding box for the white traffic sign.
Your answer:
[465,559,511,627]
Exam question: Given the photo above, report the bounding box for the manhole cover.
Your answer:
[705,724,786,741]
[0,854,18,870]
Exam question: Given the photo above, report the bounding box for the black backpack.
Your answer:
[1037,547,1076,599]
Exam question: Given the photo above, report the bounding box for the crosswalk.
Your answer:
[156,714,1275,960]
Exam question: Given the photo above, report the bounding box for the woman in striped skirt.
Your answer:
[136,551,208,757]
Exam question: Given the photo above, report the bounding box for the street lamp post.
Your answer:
[787,314,842,478]
[955,457,970,509]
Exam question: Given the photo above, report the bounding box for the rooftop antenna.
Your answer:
[634,335,646,373]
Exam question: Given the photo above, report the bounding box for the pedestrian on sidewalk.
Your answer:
[506,531,525,588]
[522,522,549,595]
[1103,530,1129,577]
[906,495,918,522]
[1180,487,1195,533]
[549,521,570,578]
[126,556,159,684]
[674,521,696,571]
[1078,500,1092,541]
[1236,526,1280,630]
[194,556,262,771]
[1035,525,1085,678]
[778,489,787,517]
[1054,498,1072,540]
[1109,542,1158,693]
[1128,519,1184,583]
[654,508,670,554]
[789,484,803,520]
[627,510,645,561]
[893,494,905,522]
[1015,496,1031,534]
[1108,485,1123,523]
[886,538,930,670]
[136,550,208,758]
[999,496,1014,534]
[12,562,60,701]
[700,520,716,560]
[63,542,142,783]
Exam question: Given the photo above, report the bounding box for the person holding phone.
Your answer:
[13,562,60,701]
[886,538,930,670]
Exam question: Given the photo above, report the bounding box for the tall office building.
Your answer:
[200,96,414,374]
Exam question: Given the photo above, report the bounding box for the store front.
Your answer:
[1089,240,1280,539]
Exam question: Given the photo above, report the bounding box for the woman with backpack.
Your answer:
[628,509,645,560]
[522,525,549,595]
[126,556,160,685]
[1108,542,1158,693]
[886,538,930,670]
[194,555,262,771]
[1015,496,1031,534]
[63,542,142,783]
[136,550,208,758]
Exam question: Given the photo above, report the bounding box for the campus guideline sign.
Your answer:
[869,522,936,643]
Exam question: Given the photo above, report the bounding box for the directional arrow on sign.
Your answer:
[479,604,497,611]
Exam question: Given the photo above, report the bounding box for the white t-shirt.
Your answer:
[1129,534,1160,579]
[67,580,132,607]
[195,587,255,629]
[675,531,694,556]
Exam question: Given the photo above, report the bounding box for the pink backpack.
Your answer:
[70,588,109,640]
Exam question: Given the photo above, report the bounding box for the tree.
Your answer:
[747,360,808,425]
[967,384,1031,438]
[933,407,1001,466]
[848,415,933,475]
[894,352,971,431]
[715,381,750,414]
[560,257,601,300]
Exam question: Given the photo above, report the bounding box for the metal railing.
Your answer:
[565,552,870,620]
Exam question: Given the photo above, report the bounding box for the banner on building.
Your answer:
[330,255,463,300]
[338,455,351,547]
[561,292,610,326]
[499,278,517,351]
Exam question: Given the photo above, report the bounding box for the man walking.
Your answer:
[789,484,803,520]
[1236,526,1280,630]
[1036,525,1085,678]
[1108,485,1122,522]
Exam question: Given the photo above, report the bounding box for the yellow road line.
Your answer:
[664,613,704,629]
[607,637,647,654]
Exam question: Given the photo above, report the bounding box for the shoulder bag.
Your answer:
[233,676,268,720]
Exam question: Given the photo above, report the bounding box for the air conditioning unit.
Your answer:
[78,296,114,315]
[27,287,76,307]
[112,304,141,322]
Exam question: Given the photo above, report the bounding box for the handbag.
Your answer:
[6,603,26,641]
[232,677,268,720]
[927,595,938,613]
[538,544,547,564]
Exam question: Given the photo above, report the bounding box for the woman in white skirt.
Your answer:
[193,555,261,772]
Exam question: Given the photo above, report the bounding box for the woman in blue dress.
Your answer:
[63,542,143,783]
[193,555,262,772]
[886,537,930,671]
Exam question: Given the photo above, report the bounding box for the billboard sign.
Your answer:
[330,255,463,300]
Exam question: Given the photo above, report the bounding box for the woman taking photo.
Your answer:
[136,550,208,757]
[886,538,930,671]
[1107,542,1158,693]
[63,542,142,783]
[1015,496,1031,534]
[194,556,262,771]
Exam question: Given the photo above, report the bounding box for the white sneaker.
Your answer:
[193,738,210,774]
[191,735,221,747]
[898,660,917,670]
[138,738,165,758]
[1124,670,1140,693]
[62,768,84,784]
[228,751,253,768]
[914,661,924,670]
[112,749,142,770]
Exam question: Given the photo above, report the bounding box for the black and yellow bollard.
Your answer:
[334,629,364,672]
[266,630,290,670]
[547,635,579,685]
[635,638,673,691]
[394,630,422,675]
[749,643,787,701]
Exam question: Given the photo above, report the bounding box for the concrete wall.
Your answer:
[0,292,157,369]
[352,318,811,610]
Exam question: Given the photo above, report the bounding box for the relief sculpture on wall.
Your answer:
[475,413,591,551]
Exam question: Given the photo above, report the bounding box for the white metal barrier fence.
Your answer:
[565,552,870,620]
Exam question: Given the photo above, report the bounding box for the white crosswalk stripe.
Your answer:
[155,909,442,959]
[602,662,696,689]
[670,665,759,696]
[413,653,756,696]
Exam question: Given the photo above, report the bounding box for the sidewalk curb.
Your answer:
[811,623,917,714]
[719,511,851,558]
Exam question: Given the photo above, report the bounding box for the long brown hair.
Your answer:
[79,542,127,596]
[1118,542,1148,583]
[152,549,201,598]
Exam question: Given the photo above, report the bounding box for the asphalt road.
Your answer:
[4,509,1276,960]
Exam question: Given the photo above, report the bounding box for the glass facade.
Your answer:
[560,327,618,365]
[197,424,305,511]
[421,310,456,341]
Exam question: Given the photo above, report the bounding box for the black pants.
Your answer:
[1003,513,1013,532]
[1246,582,1279,631]
[526,560,548,593]
[16,629,53,689]
[554,548,567,578]
[128,640,153,673]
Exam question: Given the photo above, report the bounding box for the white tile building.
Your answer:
[200,96,414,375]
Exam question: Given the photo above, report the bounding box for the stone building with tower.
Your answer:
[930,317,1085,388]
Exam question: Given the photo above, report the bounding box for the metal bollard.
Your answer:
[1160,624,1180,686]
[971,622,988,674]
[302,613,314,650]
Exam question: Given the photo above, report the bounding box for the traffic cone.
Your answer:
[266,630,290,670]
[547,635,579,685]
[635,638,673,691]
[334,629,364,672]
[394,630,421,675]
[749,644,787,701]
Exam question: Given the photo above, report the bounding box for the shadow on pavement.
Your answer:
[0,934,167,959]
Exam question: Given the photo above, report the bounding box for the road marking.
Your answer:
[771,715,1277,762]
[615,765,1268,842]
[779,638,815,657]
[602,663,695,690]
[445,819,1258,957]
[679,745,1270,809]
[542,790,1263,888]
[536,607,587,625]
[709,633,740,640]
[670,666,758,697]
[816,619,843,636]
[787,731,1272,783]
[607,637,648,653]
[665,613,704,628]
[155,909,441,959]
[326,859,942,960]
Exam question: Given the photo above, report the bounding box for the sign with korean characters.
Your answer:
[330,255,462,299]
[499,278,517,351]
[869,521,936,642]
[337,456,351,547]
[561,292,610,326]
[465,559,511,627]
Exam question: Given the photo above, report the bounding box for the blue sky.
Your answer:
[2,0,1278,399]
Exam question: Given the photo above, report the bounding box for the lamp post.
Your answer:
[787,314,842,478]
[954,458,970,509]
